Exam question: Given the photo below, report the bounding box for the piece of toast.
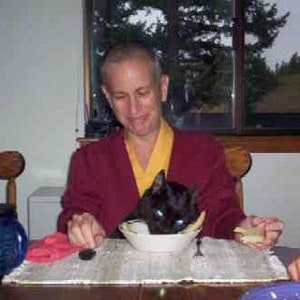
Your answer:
[234,226,264,243]
[181,211,206,233]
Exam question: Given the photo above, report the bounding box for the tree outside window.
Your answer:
[83,0,299,138]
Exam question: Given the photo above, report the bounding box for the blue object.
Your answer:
[240,282,300,300]
[0,204,28,277]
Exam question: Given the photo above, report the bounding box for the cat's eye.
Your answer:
[173,219,184,227]
[154,209,164,218]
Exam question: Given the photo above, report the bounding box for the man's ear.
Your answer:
[160,74,169,103]
[101,85,112,108]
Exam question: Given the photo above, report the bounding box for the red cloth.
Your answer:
[57,126,246,239]
[26,232,80,263]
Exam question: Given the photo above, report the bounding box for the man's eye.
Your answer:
[138,90,150,96]
[112,94,126,101]
[113,95,126,100]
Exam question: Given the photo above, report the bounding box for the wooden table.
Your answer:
[1,246,299,300]
[0,283,266,300]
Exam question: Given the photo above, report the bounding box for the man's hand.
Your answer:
[235,215,284,250]
[67,212,106,248]
[288,257,300,281]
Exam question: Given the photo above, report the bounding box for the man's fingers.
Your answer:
[265,229,282,240]
[91,218,105,236]
[94,233,105,247]
[266,221,284,233]
[67,230,78,246]
[67,213,106,249]
[69,223,88,247]
[68,214,89,247]
[250,216,265,227]
[263,220,284,248]
[252,217,284,249]
[81,213,96,248]
[90,215,106,247]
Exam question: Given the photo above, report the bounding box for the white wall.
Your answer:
[0,0,299,247]
[244,153,300,248]
[0,0,84,229]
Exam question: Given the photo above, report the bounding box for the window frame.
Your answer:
[82,0,300,152]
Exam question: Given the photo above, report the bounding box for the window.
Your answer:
[83,0,300,139]
[245,0,300,132]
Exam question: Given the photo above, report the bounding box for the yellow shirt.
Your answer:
[125,119,174,197]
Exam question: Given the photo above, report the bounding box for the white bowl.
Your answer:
[119,220,201,252]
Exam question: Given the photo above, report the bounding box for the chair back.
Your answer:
[224,146,252,209]
[0,151,25,208]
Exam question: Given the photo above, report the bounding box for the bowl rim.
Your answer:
[119,220,202,237]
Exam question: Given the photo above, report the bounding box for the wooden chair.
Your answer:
[224,146,252,209]
[0,151,25,208]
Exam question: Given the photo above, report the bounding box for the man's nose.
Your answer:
[128,96,141,115]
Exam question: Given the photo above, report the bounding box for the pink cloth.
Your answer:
[26,232,80,263]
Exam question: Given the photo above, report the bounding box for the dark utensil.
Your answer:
[193,237,203,258]
[78,248,96,260]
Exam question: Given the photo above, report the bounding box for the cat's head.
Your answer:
[138,170,199,234]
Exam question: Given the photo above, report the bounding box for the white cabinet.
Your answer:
[27,186,64,240]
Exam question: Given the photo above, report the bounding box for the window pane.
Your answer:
[88,0,234,137]
[245,0,300,130]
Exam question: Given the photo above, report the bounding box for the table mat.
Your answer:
[3,237,288,285]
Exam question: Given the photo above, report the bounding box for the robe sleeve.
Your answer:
[199,139,246,239]
[57,149,104,233]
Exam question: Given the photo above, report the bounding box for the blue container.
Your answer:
[0,204,28,277]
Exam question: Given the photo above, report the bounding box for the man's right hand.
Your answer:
[288,256,300,281]
[67,212,106,248]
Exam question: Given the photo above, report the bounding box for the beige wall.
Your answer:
[0,0,83,228]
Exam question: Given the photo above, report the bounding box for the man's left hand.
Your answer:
[235,215,284,250]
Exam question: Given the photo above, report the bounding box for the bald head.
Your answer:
[100,42,162,86]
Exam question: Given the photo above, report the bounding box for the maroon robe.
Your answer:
[57,127,246,239]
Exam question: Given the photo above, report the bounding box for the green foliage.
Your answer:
[244,0,289,52]
[91,0,289,115]
[275,52,300,76]
[243,1,289,113]
[246,52,279,112]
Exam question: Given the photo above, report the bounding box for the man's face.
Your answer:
[102,57,169,139]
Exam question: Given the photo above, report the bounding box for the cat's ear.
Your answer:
[152,169,166,193]
[189,186,199,202]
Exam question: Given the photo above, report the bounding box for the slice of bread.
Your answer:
[234,226,264,243]
[181,211,206,233]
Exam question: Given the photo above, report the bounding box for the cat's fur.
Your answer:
[127,170,199,234]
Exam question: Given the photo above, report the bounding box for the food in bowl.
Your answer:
[119,211,205,252]
[119,221,201,252]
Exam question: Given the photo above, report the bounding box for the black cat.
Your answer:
[137,170,199,234]
[128,170,199,234]
[109,170,199,238]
